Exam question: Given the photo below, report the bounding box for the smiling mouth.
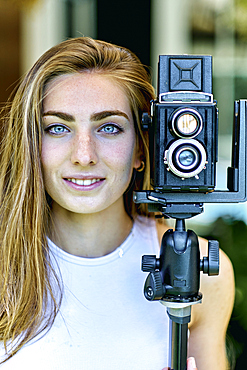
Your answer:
[66,178,103,186]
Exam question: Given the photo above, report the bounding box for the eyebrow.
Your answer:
[42,110,130,122]
[91,110,130,121]
[43,111,75,121]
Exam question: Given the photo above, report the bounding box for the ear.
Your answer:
[134,158,142,170]
[133,137,145,170]
[133,150,142,170]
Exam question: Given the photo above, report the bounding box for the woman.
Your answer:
[0,37,234,369]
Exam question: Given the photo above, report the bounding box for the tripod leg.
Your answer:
[167,306,191,370]
[169,320,188,370]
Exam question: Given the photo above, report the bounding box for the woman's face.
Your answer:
[41,72,141,217]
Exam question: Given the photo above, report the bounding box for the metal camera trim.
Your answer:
[159,92,214,104]
[171,108,203,139]
[164,139,207,179]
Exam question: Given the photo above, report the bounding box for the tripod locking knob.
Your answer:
[144,271,164,301]
[141,255,160,272]
[200,240,219,276]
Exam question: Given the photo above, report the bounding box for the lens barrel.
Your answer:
[171,108,203,139]
[164,139,207,178]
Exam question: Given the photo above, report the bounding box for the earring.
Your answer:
[136,161,145,172]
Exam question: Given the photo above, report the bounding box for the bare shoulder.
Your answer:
[189,236,235,368]
[199,236,234,300]
[191,235,235,325]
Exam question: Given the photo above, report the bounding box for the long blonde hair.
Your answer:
[0,37,155,361]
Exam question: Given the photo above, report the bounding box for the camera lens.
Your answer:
[171,108,203,138]
[177,115,198,135]
[164,139,207,178]
[175,146,199,171]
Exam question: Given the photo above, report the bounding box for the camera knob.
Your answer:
[141,255,160,272]
[201,240,219,276]
[142,113,152,131]
[144,271,164,301]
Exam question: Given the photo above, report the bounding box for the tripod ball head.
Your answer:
[141,221,220,303]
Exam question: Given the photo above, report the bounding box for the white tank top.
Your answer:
[0,216,169,369]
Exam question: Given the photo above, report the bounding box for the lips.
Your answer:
[67,178,102,186]
[64,177,106,191]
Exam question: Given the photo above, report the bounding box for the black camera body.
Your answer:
[135,54,247,218]
[147,55,218,193]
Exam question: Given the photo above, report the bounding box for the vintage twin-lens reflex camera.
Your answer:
[137,54,247,216]
[145,55,217,192]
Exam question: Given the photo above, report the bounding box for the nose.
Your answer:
[71,132,98,166]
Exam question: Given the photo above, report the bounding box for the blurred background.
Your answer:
[1,0,247,367]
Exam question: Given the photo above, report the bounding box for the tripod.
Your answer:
[136,98,247,368]
[141,217,219,370]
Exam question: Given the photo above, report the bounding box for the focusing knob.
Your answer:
[144,271,164,301]
[201,240,219,276]
[142,113,152,131]
[141,255,160,272]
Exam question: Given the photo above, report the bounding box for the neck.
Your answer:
[48,202,133,258]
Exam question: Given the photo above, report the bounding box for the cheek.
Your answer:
[41,141,62,181]
[105,140,137,176]
[41,143,50,176]
[41,137,66,166]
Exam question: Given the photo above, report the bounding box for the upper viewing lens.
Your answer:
[177,114,198,135]
[171,108,203,138]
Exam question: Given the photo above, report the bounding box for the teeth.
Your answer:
[68,178,101,186]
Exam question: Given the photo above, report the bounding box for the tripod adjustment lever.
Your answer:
[141,255,160,272]
[144,271,164,301]
[200,239,219,276]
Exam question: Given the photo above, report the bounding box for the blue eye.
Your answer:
[100,124,123,134]
[46,125,69,135]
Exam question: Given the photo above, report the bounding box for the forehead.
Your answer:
[43,72,132,116]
